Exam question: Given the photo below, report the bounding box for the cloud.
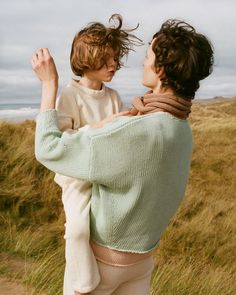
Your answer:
[0,0,236,107]
[196,67,236,98]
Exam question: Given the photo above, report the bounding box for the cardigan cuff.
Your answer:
[36,110,59,131]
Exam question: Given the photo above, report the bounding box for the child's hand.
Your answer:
[31,48,58,85]
[31,48,59,112]
[92,111,131,128]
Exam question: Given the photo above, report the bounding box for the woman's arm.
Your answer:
[35,110,93,180]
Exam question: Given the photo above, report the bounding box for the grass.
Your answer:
[0,99,236,294]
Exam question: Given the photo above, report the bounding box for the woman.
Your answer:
[32,19,213,295]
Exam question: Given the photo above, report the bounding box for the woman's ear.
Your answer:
[155,66,165,78]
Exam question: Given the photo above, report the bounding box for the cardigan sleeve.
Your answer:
[35,110,91,181]
[35,109,135,185]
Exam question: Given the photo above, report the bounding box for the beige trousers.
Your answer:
[55,175,100,294]
[90,256,154,295]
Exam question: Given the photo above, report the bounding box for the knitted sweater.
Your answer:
[35,110,193,253]
[56,79,124,131]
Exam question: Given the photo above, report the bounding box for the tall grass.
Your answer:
[0,99,236,294]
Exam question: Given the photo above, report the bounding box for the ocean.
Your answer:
[1,66,235,122]
[0,101,40,122]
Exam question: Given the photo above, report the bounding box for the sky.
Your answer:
[0,0,236,108]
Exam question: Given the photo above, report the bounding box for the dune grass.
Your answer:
[0,99,235,294]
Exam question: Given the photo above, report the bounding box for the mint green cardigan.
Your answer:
[35,110,192,253]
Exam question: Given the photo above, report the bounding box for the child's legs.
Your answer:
[62,181,100,294]
[64,264,74,295]
[90,256,154,295]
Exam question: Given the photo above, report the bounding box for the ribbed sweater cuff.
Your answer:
[36,110,59,131]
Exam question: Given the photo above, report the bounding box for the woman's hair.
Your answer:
[152,19,214,99]
[70,14,142,76]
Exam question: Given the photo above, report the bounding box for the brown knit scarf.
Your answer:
[130,92,192,119]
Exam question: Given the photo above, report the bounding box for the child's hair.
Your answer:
[152,19,214,99]
[70,14,142,76]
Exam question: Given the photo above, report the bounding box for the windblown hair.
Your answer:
[152,19,214,99]
[70,14,142,76]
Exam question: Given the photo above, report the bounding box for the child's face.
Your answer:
[85,48,118,83]
[142,39,159,89]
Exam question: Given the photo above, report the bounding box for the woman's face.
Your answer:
[142,39,159,89]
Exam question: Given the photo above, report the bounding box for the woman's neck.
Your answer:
[79,76,102,90]
[152,85,175,96]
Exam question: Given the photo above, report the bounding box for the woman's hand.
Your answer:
[31,48,59,112]
[92,111,131,128]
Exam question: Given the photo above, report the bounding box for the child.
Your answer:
[54,14,141,295]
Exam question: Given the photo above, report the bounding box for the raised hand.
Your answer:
[31,48,58,84]
[31,48,59,111]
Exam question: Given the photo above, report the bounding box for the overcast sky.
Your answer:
[0,0,236,107]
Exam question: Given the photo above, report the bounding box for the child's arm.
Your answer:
[92,111,130,128]
[56,88,81,132]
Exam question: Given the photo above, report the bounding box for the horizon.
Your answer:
[0,0,236,113]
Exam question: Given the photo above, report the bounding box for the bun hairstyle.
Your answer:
[152,19,214,99]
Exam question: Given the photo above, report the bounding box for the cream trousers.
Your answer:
[55,175,100,294]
